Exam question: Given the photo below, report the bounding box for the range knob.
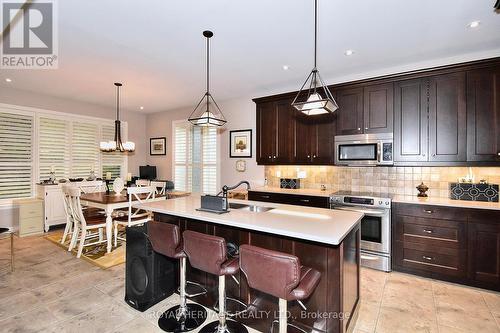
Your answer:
[378,200,383,205]
[385,201,390,205]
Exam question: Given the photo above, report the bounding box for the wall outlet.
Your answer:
[276,171,281,178]
[297,170,307,179]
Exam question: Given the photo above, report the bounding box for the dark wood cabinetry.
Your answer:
[255,57,500,166]
[466,66,500,162]
[428,72,467,162]
[393,203,500,291]
[394,78,428,162]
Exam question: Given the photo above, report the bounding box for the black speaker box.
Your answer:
[125,224,176,312]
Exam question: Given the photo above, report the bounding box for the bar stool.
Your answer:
[183,230,248,333]
[148,221,208,332]
[239,244,321,333]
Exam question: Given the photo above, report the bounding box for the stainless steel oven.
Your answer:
[330,192,391,272]
[334,133,393,166]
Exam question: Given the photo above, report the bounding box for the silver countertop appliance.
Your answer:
[330,191,392,272]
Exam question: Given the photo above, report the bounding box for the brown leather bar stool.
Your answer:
[239,244,321,333]
[148,221,208,332]
[183,230,248,333]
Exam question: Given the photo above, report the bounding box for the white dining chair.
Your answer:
[150,180,167,195]
[113,186,155,247]
[135,179,150,187]
[61,185,75,246]
[78,180,104,193]
[66,186,108,258]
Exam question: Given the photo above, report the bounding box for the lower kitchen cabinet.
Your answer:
[393,203,500,291]
[248,191,330,209]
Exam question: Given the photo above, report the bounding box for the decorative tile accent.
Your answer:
[450,183,499,202]
[280,178,300,189]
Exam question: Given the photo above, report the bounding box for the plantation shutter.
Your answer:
[101,124,125,180]
[39,117,70,180]
[0,112,33,199]
[173,122,218,194]
[72,122,99,178]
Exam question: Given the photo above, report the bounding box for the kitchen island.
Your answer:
[137,195,363,333]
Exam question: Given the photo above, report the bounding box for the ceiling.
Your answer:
[2,0,500,114]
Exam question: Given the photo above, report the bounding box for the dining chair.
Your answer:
[135,179,150,187]
[113,186,155,247]
[150,180,167,195]
[66,186,108,258]
[61,185,75,246]
[79,180,104,193]
[0,227,14,272]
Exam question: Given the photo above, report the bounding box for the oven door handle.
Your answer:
[334,206,386,216]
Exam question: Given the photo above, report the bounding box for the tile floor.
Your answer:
[1,233,499,333]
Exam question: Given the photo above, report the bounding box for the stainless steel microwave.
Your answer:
[334,133,393,166]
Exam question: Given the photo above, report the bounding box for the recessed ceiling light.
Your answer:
[468,21,480,28]
[5,78,12,82]
[282,65,289,71]
[344,50,354,56]
[140,106,144,110]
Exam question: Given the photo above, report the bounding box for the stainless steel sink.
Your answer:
[228,202,274,213]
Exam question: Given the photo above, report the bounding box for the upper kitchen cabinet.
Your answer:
[428,72,467,162]
[363,83,394,134]
[294,113,336,164]
[394,78,429,162]
[335,87,363,135]
[256,99,294,164]
[466,67,500,162]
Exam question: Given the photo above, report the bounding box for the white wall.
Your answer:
[145,97,265,189]
[0,86,148,175]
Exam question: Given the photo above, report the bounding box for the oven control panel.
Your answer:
[330,194,391,209]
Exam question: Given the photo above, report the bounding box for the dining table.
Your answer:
[80,190,166,253]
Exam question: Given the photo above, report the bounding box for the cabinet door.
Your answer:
[275,100,295,164]
[468,221,500,286]
[466,67,500,162]
[363,83,393,134]
[256,101,277,164]
[394,78,429,162]
[428,72,467,162]
[335,87,364,135]
[45,188,66,223]
[311,113,336,164]
[293,112,313,163]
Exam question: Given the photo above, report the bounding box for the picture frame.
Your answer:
[150,137,166,155]
[229,129,252,158]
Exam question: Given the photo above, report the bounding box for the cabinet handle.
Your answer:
[268,156,271,159]
[261,195,270,199]
[365,127,368,130]
[307,155,310,158]
[422,256,433,261]
[313,155,316,158]
[422,154,426,157]
[300,199,310,203]
[273,155,276,159]
[423,229,433,234]
[357,128,361,131]
[424,209,433,214]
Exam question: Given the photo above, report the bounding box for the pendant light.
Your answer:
[291,0,338,116]
[99,83,135,152]
[188,30,227,127]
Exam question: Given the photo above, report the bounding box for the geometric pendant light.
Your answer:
[188,30,227,127]
[291,0,339,116]
[99,83,135,152]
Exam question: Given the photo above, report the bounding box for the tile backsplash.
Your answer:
[265,166,500,197]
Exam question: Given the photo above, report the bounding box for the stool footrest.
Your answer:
[213,297,249,318]
[178,280,208,298]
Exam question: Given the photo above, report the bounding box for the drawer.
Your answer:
[398,242,466,278]
[248,191,278,203]
[395,203,467,221]
[19,216,43,235]
[19,203,43,219]
[281,194,329,208]
[395,214,466,249]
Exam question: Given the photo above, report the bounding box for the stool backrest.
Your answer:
[148,220,182,258]
[239,244,301,300]
[150,181,166,195]
[125,186,156,224]
[79,180,104,193]
[183,230,227,276]
[65,186,89,229]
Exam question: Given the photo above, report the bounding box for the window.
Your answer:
[0,104,128,201]
[0,112,33,200]
[173,122,218,194]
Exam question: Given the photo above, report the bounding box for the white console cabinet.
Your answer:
[36,184,66,232]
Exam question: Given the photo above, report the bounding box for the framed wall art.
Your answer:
[229,129,252,158]
[150,137,166,155]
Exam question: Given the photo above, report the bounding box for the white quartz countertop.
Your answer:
[393,195,500,210]
[250,187,333,197]
[136,194,363,245]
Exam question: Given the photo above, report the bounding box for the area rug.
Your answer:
[45,229,126,269]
